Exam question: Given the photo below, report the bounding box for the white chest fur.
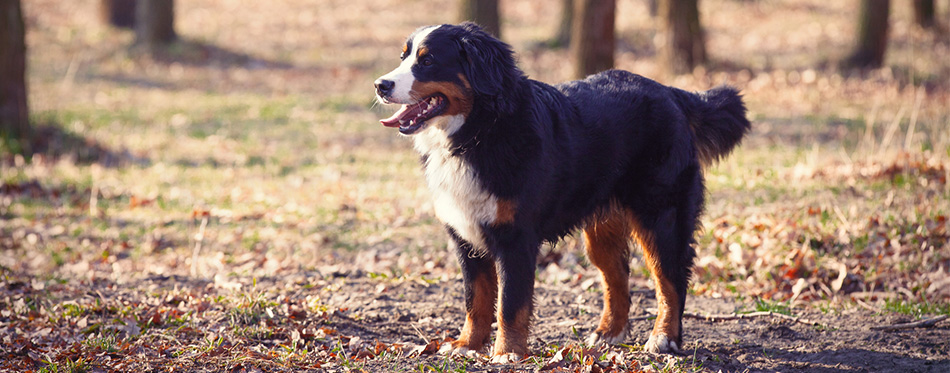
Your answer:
[413,115,497,250]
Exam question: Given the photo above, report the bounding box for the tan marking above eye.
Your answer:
[418,46,429,58]
[401,44,408,55]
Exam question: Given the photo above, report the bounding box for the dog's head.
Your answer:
[374,22,522,135]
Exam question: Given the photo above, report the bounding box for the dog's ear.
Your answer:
[457,22,521,114]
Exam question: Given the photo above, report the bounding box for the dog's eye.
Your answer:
[421,56,433,66]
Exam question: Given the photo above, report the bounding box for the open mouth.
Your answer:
[379,94,447,135]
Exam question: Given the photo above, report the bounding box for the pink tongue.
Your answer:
[380,101,427,127]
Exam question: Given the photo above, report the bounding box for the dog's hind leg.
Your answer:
[583,208,633,346]
[633,201,698,354]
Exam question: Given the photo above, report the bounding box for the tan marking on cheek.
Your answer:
[409,80,474,122]
[494,199,517,225]
[457,73,472,90]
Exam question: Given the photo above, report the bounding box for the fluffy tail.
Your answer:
[672,86,751,166]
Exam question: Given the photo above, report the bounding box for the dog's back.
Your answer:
[557,69,750,170]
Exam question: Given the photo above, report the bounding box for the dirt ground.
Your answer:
[287,268,948,372]
[6,266,948,372]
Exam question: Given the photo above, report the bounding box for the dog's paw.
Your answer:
[643,333,683,354]
[489,352,523,364]
[438,343,481,359]
[585,330,626,347]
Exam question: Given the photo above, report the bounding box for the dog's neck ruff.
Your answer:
[413,116,496,251]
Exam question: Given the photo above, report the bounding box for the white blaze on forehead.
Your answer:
[380,25,441,103]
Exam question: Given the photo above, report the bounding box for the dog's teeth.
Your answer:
[399,119,405,125]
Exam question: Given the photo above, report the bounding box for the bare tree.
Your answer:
[846,0,890,68]
[913,0,935,29]
[459,0,501,38]
[100,0,137,29]
[135,0,176,49]
[571,0,616,79]
[1,0,29,153]
[658,0,706,75]
[549,0,573,48]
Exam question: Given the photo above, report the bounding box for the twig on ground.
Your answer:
[89,167,100,218]
[849,291,897,300]
[410,322,429,344]
[682,311,820,327]
[191,216,209,277]
[870,315,949,331]
[854,298,878,313]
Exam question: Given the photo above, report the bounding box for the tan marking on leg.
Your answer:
[493,199,517,226]
[630,215,682,343]
[452,265,497,351]
[492,303,531,357]
[584,207,632,343]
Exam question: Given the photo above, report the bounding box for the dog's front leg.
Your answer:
[489,238,537,364]
[445,230,497,357]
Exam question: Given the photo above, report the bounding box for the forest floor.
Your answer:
[3,0,950,371]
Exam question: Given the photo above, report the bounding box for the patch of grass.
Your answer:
[751,298,793,316]
[414,354,469,373]
[83,332,120,353]
[233,324,274,340]
[227,290,278,326]
[883,298,950,319]
[39,357,90,373]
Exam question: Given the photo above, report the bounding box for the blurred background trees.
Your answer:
[459,0,501,37]
[0,0,29,154]
[99,0,136,29]
[100,0,177,50]
[658,0,706,75]
[847,0,890,68]
[571,0,617,78]
[134,0,176,49]
[550,0,574,48]
[461,0,941,77]
[914,0,936,29]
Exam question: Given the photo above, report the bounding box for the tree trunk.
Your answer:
[135,0,176,49]
[100,0,137,29]
[1,0,30,154]
[571,0,616,79]
[913,0,935,29]
[847,0,890,68]
[550,0,573,48]
[658,0,706,75]
[459,0,501,38]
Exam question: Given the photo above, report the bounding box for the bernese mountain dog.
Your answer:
[373,23,750,363]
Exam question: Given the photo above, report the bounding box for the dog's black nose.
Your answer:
[375,79,395,97]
